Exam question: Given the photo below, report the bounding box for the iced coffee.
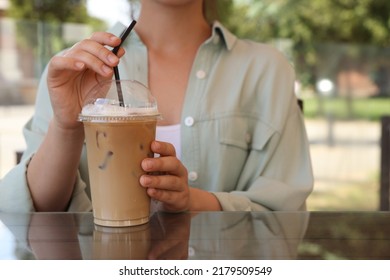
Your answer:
[79,80,160,227]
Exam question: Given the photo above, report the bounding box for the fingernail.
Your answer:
[152,141,160,150]
[147,188,157,196]
[142,159,153,170]
[141,175,152,186]
[107,54,118,64]
[110,35,119,42]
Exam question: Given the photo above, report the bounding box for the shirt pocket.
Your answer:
[218,116,276,151]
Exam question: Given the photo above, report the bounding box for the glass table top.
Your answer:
[0,211,389,260]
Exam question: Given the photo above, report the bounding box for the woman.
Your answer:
[0,0,313,212]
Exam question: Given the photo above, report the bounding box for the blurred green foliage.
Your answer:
[7,0,106,31]
[303,97,390,120]
[6,0,106,76]
[7,0,89,23]
[218,0,390,95]
[225,0,390,46]
[6,0,390,102]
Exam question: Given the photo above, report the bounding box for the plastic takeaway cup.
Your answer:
[79,80,160,227]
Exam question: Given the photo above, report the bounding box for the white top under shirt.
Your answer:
[155,124,181,160]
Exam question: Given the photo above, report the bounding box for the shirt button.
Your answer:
[184,116,194,127]
[196,70,206,79]
[188,171,198,182]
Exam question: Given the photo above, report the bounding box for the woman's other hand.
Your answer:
[140,141,190,212]
[140,140,222,212]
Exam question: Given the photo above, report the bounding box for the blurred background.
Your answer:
[0,0,389,211]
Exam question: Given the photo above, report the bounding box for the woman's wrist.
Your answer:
[188,187,222,211]
[50,119,84,141]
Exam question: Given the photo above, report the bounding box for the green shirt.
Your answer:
[0,22,313,212]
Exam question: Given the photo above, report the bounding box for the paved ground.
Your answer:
[0,105,382,210]
[306,119,380,188]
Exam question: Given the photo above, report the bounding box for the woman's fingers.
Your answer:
[52,32,126,77]
[146,187,179,205]
[146,186,189,213]
[140,173,183,191]
[89,31,120,45]
[72,39,119,63]
[66,46,116,76]
[48,55,85,73]
[139,141,190,212]
[151,141,176,157]
[141,157,184,176]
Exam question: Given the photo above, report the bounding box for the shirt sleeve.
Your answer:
[0,65,92,213]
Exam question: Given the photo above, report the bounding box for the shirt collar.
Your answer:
[211,21,237,51]
[110,20,237,51]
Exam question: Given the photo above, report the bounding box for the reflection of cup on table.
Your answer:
[79,80,160,227]
[93,223,151,259]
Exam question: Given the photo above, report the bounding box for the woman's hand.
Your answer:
[46,32,125,130]
[140,141,190,212]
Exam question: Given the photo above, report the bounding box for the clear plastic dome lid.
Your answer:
[78,80,160,121]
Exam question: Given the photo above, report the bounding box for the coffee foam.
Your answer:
[81,98,159,117]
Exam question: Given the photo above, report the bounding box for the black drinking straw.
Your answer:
[112,20,137,106]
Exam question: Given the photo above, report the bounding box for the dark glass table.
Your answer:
[0,211,389,260]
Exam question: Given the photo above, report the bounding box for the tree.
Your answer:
[225,0,390,46]
[222,0,390,96]
[6,0,106,76]
[7,0,89,23]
